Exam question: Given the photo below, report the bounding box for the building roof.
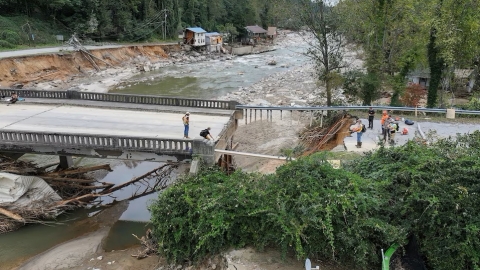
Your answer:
[454,69,474,79]
[245,25,267,34]
[267,27,277,36]
[185,27,206,33]
[205,32,221,36]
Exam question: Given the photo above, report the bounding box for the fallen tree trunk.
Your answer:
[48,164,112,176]
[0,207,25,222]
[42,177,97,184]
[100,164,171,194]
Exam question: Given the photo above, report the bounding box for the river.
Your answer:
[110,46,308,98]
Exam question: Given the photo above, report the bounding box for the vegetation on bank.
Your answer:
[149,131,480,270]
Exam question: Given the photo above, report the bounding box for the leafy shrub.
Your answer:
[150,154,398,268]
[0,30,21,45]
[463,97,480,111]
[344,132,480,270]
[149,168,269,263]
[0,40,14,48]
[150,133,480,270]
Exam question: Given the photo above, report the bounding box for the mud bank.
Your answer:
[0,44,181,89]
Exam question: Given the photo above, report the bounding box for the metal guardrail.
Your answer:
[235,105,480,115]
[0,130,192,155]
[0,88,239,110]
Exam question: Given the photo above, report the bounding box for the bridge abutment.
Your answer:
[59,155,74,169]
[192,138,215,166]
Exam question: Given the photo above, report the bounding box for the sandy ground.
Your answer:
[233,110,309,173]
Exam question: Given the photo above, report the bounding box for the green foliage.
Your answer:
[345,132,480,270]
[151,132,480,270]
[341,70,380,105]
[150,154,398,268]
[0,40,14,48]
[463,96,480,110]
[0,0,288,43]
[150,168,270,263]
[0,15,63,46]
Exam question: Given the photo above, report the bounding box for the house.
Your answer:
[205,32,223,52]
[183,27,206,47]
[267,27,277,39]
[407,68,475,92]
[407,69,430,89]
[454,69,475,92]
[245,25,267,40]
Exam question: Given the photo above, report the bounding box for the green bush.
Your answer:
[344,131,480,270]
[0,40,15,48]
[150,132,480,270]
[149,154,398,268]
[463,97,480,111]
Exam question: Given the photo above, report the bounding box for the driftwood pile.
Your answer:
[0,156,178,234]
[132,229,158,259]
[299,112,354,155]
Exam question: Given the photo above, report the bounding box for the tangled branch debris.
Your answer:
[0,156,179,234]
[299,112,354,155]
[132,229,159,259]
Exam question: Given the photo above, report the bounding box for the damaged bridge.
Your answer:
[0,89,242,167]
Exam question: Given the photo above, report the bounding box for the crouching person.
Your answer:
[10,92,18,104]
[200,127,213,141]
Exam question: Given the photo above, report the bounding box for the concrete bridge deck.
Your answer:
[0,103,231,138]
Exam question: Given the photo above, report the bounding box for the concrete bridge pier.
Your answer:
[59,155,74,169]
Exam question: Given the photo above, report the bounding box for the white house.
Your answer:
[183,27,206,47]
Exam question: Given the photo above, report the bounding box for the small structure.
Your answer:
[407,69,430,89]
[183,27,206,47]
[267,27,277,39]
[407,68,475,92]
[454,69,475,93]
[205,32,223,52]
[245,25,267,44]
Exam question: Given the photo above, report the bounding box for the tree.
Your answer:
[295,0,347,107]
[401,83,426,107]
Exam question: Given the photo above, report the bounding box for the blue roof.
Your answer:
[205,32,221,36]
[186,27,206,33]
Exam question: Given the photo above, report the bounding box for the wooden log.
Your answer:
[0,207,25,222]
[48,164,112,176]
[48,182,114,190]
[38,162,60,171]
[42,177,96,184]
[100,164,172,194]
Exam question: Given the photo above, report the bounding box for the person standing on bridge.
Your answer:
[368,107,375,129]
[182,112,190,139]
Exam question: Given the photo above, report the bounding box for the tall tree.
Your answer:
[295,0,346,106]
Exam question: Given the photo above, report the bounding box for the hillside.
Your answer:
[0,15,68,49]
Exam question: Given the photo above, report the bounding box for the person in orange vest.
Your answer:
[380,111,389,140]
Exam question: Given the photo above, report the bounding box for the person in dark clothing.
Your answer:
[10,92,18,104]
[200,127,213,140]
[368,107,375,129]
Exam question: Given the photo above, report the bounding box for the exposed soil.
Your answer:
[0,44,179,89]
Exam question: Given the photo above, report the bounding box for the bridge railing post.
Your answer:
[66,90,80,100]
[191,138,215,166]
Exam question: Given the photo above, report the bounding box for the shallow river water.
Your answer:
[110,47,308,98]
